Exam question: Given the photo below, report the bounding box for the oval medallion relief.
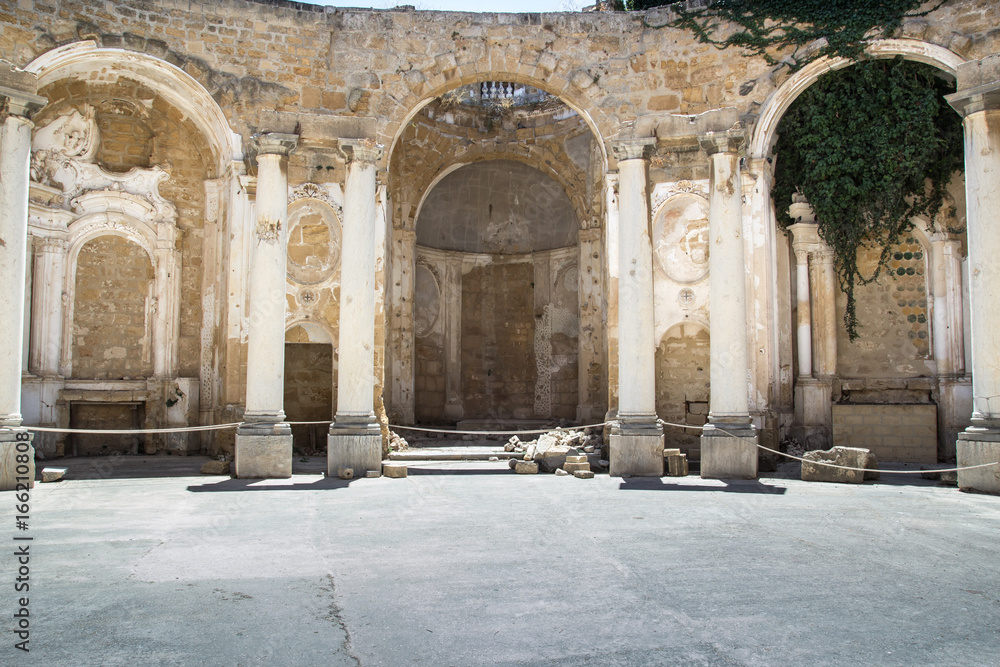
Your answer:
[414,264,440,338]
[653,195,710,284]
[286,199,341,285]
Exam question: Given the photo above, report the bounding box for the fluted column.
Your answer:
[234,132,297,479]
[947,65,1000,492]
[608,138,663,477]
[329,139,384,477]
[699,129,758,479]
[0,84,45,490]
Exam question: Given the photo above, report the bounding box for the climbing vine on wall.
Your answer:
[634,0,946,68]
[771,57,963,340]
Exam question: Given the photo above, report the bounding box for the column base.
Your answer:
[234,422,292,479]
[328,417,383,478]
[0,429,35,490]
[700,422,758,480]
[793,378,833,450]
[609,418,663,477]
[956,427,1000,494]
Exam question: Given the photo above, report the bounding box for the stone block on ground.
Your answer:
[562,461,591,473]
[200,460,231,475]
[365,470,381,478]
[565,455,588,464]
[537,445,574,473]
[383,463,408,478]
[555,468,570,476]
[573,470,595,479]
[663,448,681,457]
[338,467,354,480]
[41,467,67,482]
[665,454,689,477]
[515,460,538,474]
[801,446,878,484]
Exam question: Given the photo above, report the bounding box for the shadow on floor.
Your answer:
[618,477,788,494]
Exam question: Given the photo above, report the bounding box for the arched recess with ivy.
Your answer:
[747,38,971,461]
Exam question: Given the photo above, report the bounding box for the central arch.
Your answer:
[385,77,609,428]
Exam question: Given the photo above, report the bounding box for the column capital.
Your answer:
[339,138,383,165]
[0,79,46,119]
[610,137,656,162]
[946,83,1000,117]
[787,221,823,252]
[947,56,1000,117]
[699,127,746,156]
[252,132,298,157]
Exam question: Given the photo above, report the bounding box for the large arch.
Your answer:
[25,41,242,176]
[750,39,966,160]
[383,70,609,171]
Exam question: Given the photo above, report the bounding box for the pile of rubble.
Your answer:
[507,429,604,478]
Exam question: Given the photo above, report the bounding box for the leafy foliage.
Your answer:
[772,58,963,339]
[633,0,945,68]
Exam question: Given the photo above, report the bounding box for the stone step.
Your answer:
[388,448,521,461]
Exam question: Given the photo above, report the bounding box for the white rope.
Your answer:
[656,418,999,475]
[24,423,241,435]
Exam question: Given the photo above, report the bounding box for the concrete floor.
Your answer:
[4,456,1000,666]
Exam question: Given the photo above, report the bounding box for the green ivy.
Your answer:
[771,57,963,340]
[634,0,946,68]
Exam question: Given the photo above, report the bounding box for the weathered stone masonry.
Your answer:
[0,0,998,490]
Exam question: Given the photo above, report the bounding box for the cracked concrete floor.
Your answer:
[4,458,1000,666]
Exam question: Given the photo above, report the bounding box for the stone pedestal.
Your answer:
[793,378,833,449]
[956,428,1000,493]
[0,430,34,490]
[700,422,758,480]
[234,424,292,479]
[609,421,664,477]
[328,423,382,478]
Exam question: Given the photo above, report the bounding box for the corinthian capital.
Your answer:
[339,139,383,165]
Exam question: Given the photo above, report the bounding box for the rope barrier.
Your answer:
[24,423,241,434]
[656,418,999,474]
[19,417,999,475]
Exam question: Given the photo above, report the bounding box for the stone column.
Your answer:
[442,254,463,421]
[608,138,662,476]
[698,129,758,479]
[328,139,384,477]
[930,232,972,460]
[0,84,45,489]
[947,68,1000,492]
[788,205,836,448]
[603,172,620,429]
[152,241,181,378]
[234,133,297,479]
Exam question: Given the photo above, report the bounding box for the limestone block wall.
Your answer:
[832,403,937,463]
[71,236,154,380]
[283,341,334,452]
[836,234,933,379]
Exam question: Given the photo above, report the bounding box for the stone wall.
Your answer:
[283,342,334,452]
[837,235,933,379]
[71,236,154,380]
[832,403,937,463]
[655,323,710,456]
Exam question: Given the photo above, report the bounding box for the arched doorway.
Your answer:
[386,80,608,428]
